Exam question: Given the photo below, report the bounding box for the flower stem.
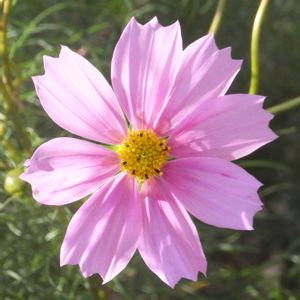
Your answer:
[268,96,300,115]
[208,0,226,34]
[249,0,270,94]
[1,0,31,153]
[0,80,31,152]
[1,0,13,92]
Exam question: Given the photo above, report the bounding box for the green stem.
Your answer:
[249,0,270,94]
[1,0,13,93]
[0,80,31,152]
[268,96,300,115]
[0,0,31,153]
[208,0,226,34]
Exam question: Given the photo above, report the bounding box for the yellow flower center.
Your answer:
[117,130,170,181]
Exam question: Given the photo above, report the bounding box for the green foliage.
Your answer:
[1,0,300,299]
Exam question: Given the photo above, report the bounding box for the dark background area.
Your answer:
[0,0,300,299]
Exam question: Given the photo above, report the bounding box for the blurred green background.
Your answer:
[1,0,300,299]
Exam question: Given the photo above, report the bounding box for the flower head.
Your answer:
[21,17,276,287]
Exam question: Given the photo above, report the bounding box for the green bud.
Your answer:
[4,168,25,194]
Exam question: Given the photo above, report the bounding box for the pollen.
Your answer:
[117,130,170,181]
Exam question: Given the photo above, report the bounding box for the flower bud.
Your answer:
[4,168,25,194]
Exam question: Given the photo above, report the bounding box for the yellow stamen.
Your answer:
[117,130,170,181]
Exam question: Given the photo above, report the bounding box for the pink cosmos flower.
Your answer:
[21,17,276,287]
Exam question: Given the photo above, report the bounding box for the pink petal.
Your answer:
[154,34,242,135]
[162,157,263,230]
[20,137,120,205]
[168,94,277,160]
[138,180,207,288]
[33,46,127,144]
[60,173,140,283]
[111,17,182,130]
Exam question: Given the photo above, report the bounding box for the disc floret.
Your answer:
[117,130,170,181]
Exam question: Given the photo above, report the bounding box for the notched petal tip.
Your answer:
[206,34,243,65]
[132,15,180,31]
[145,16,180,30]
[147,16,158,25]
[101,274,114,285]
[31,55,60,82]
[221,46,243,67]
[241,211,255,231]
[150,17,181,32]
[251,95,279,142]
[31,75,44,87]
[244,203,264,231]
[80,267,92,279]
[127,16,141,28]
[42,54,59,70]
[59,44,68,51]
[163,265,207,288]
[59,45,78,59]
[35,46,80,81]
[198,33,218,51]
